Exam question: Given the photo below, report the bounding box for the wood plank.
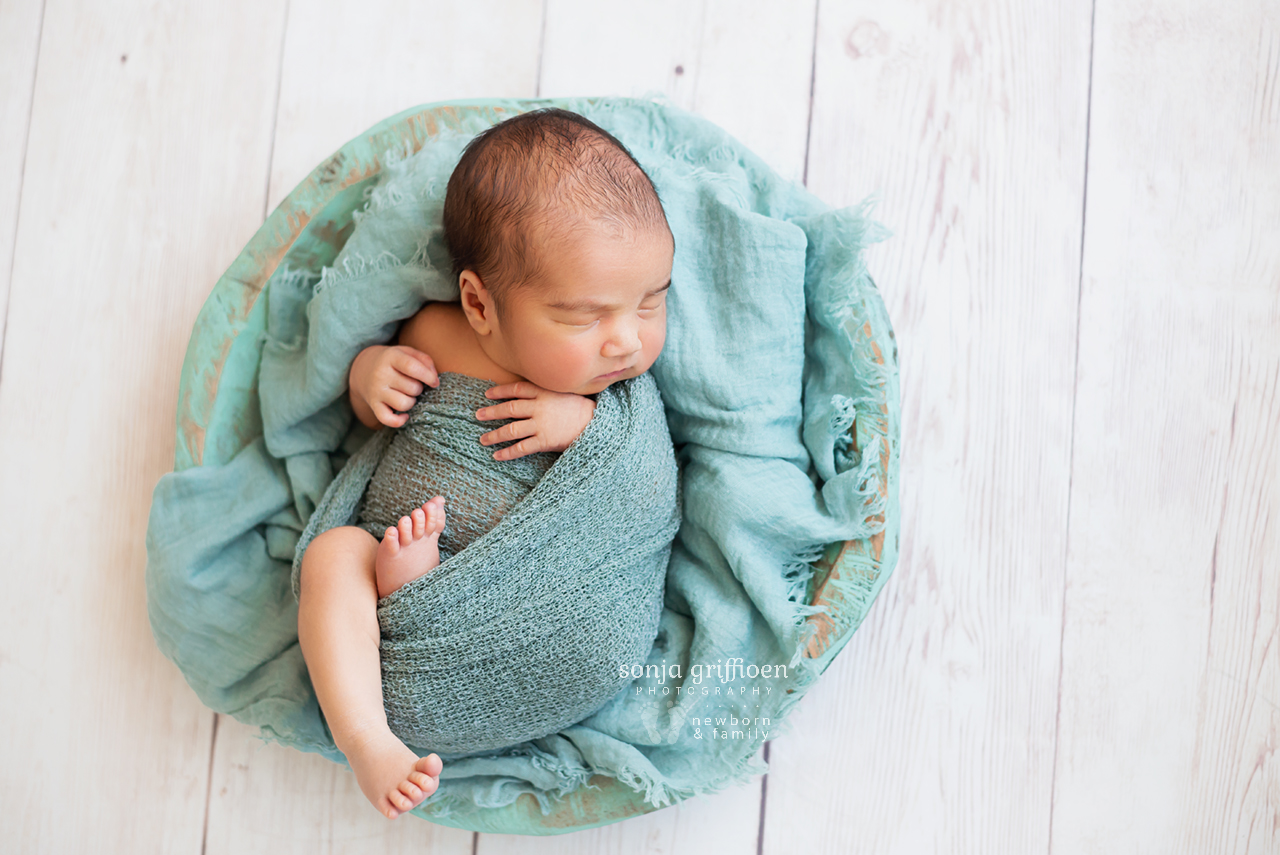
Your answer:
[762,1,1091,851]
[539,0,817,181]
[205,718,475,854]
[266,0,544,212]
[1051,2,1280,851]
[692,1,818,183]
[0,0,44,361]
[0,0,287,850]
[204,2,541,849]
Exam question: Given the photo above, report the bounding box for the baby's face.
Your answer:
[480,222,674,396]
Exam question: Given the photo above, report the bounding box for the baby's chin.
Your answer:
[577,378,619,397]
[577,370,643,396]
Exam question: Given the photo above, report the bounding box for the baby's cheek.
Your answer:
[574,340,601,369]
[643,325,667,367]
[549,343,598,389]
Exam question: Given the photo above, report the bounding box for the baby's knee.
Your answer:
[299,526,377,587]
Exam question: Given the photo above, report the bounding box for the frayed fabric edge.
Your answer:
[785,197,895,665]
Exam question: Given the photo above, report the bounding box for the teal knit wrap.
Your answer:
[291,370,682,756]
[353,372,559,555]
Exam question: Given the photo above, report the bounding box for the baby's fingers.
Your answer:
[391,346,439,388]
[479,419,537,449]
[386,372,424,398]
[475,398,533,421]
[492,436,546,461]
[378,388,417,411]
[484,381,540,401]
[373,402,410,428]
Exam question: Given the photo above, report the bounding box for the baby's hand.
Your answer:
[476,382,596,460]
[350,345,439,429]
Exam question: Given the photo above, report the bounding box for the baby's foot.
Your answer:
[375,497,446,598]
[346,730,443,819]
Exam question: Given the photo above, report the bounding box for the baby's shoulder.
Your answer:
[397,302,520,383]
[397,302,466,364]
[398,301,456,345]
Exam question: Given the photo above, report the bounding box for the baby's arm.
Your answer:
[476,383,596,460]
[349,344,439,429]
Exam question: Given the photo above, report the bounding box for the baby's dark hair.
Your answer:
[443,108,670,309]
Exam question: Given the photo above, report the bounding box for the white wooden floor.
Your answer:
[1,1,1277,852]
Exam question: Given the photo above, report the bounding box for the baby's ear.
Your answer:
[458,270,496,333]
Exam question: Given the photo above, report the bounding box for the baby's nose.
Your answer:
[601,319,642,357]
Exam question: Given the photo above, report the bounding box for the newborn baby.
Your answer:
[296,108,675,820]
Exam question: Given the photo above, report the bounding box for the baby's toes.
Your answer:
[388,787,415,812]
[398,779,424,805]
[416,753,444,777]
[411,507,426,539]
[425,498,447,534]
[380,526,400,555]
[409,770,438,796]
[397,514,414,544]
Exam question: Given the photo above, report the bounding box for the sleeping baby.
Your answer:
[295,109,675,820]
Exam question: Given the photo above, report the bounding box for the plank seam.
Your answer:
[0,0,47,390]
[801,0,819,188]
[261,0,291,220]
[200,713,220,855]
[756,740,770,855]
[1047,0,1097,851]
[534,0,549,98]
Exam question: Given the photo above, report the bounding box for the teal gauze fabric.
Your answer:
[145,97,895,825]
[290,369,682,757]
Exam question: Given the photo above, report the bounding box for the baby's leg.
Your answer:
[375,495,447,598]
[297,521,443,819]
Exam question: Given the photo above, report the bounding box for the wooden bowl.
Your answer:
[174,98,900,834]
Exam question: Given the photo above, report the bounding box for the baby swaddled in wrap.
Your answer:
[293,368,681,756]
[292,107,682,821]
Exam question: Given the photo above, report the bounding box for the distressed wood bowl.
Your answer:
[174,98,900,834]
